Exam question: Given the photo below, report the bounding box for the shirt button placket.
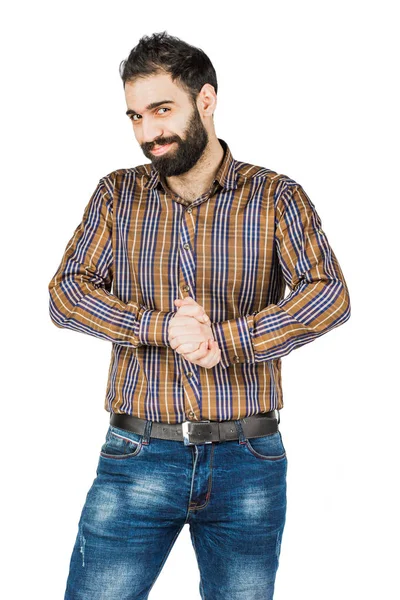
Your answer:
[180,204,199,418]
[180,205,192,296]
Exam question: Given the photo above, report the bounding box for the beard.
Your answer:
[140,104,209,177]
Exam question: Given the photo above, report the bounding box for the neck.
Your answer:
[165,137,224,200]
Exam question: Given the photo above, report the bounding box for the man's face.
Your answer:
[124,73,209,177]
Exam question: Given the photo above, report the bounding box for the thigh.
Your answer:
[64,425,186,600]
[189,430,288,600]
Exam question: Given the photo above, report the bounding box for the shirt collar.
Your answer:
[144,138,238,192]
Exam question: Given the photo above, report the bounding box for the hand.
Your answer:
[168,297,221,368]
[180,337,222,369]
[168,297,213,353]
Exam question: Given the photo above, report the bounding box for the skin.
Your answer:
[124,70,223,368]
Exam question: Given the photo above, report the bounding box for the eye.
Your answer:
[157,107,170,115]
[130,107,170,122]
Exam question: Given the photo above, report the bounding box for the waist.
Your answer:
[109,410,280,446]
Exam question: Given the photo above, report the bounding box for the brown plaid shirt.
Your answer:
[48,138,351,423]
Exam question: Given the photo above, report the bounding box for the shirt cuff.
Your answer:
[210,314,255,368]
[138,308,176,347]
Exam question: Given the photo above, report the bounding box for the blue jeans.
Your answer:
[64,418,288,599]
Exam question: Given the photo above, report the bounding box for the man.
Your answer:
[49,31,351,600]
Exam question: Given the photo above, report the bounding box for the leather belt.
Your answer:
[109,410,280,446]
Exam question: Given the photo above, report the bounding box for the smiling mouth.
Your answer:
[151,142,174,155]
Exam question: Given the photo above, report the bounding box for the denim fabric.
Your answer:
[64,420,287,599]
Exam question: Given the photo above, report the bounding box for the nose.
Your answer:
[140,118,164,147]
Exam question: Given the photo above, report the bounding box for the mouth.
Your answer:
[150,142,174,156]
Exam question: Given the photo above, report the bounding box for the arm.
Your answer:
[48,176,175,348]
[210,182,351,368]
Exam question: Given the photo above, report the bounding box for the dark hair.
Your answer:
[119,31,218,107]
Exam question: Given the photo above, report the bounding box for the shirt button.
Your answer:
[187,207,192,213]
[182,285,190,291]
[187,371,193,377]
[183,243,190,250]
[233,355,240,363]
[188,410,195,418]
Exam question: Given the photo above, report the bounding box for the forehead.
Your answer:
[124,72,188,113]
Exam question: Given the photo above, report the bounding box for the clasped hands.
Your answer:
[168,297,221,369]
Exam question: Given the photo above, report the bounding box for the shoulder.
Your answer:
[97,163,152,195]
[234,157,300,210]
[235,157,297,187]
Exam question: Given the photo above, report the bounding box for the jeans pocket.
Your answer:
[100,425,144,460]
[244,430,287,461]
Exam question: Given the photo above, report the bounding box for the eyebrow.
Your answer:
[126,100,176,117]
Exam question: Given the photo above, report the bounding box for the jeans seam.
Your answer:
[110,431,141,445]
[99,447,142,459]
[245,440,287,461]
[100,440,143,460]
[145,524,185,598]
[190,527,206,600]
[188,443,215,511]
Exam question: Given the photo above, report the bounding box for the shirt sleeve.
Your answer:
[210,182,351,368]
[48,177,176,348]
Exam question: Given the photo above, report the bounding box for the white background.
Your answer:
[2,0,399,598]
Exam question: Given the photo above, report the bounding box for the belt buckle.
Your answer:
[182,420,212,446]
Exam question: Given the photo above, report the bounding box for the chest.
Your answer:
[111,179,281,314]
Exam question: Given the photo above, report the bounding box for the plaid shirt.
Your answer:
[48,138,351,423]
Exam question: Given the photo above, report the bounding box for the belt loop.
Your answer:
[142,419,152,445]
[233,419,246,444]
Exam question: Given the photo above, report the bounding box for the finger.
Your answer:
[173,298,211,324]
[185,340,209,358]
[194,314,210,325]
[212,342,222,364]
[182,341,209,361]
[169,317,205,341]
[170,318,208,339]
[174,297,195,306]
[200,340,218,364]
[169,314,202,330]
[174,297,202,312]
[175,304,209,322]
[195,312,211,325]
[173,331,209,348]
[186,340,220,367]
[174,302,202,314]
[202,340,222,368]
[174,341,203,354]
